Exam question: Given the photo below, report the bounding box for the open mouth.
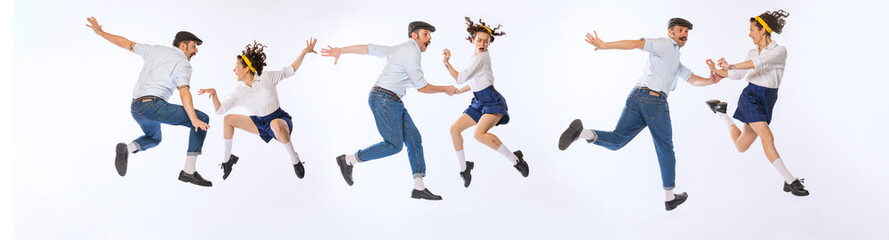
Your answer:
[679,37,687,41]
[478,47,485,51]
[424,41,430,47]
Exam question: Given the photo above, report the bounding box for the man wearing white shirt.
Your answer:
[85,17,212,187]
[558,18,722,211]
[322,21,458,200]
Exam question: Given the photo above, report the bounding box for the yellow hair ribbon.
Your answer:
[480,25,492,34]
[755,16,773,34]
[240,55,256,73]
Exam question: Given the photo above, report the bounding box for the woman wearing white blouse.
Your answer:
[705,10,809,196]
[443,17,528,188]
[198,39,317,181]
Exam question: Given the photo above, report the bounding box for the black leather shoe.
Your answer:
[513,150,529,177]
[705,99,728,114]
[293,161,305,179]
[559,119,584,150]
[783,178,809,196]
[336,155,354,186]
[115,143,128,176]
[221,154,239,180]
[460,161,474,188]
[665,192,688,211]
[178,171,213,187]
[411,188,443,200]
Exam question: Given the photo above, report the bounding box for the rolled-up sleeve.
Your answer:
[405,51,428,89]
[368,44,390,58]
[266,66,296,86]
[677,63,693,82]
[641,38,663,54]
[171,61,192,88]
[752,46,787,70]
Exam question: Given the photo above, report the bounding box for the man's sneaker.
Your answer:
[783,178,810,196]
[115,143,129,176]
[460,161,474,188]
[411,188,443,200]
[336,155,354,186]
[178,171,213,187]
[665,192,688,211]
[705,99,728,114]
[221,154,239,180]
[559,119,584,150]
[513,150,529,177]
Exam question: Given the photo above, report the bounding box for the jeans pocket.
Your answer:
[638,98,664,120]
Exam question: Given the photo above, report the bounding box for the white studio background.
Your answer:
[8,0,889,239]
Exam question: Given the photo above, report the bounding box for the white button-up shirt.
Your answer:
[635,37,693,95]
[368,40,429,98]
[728,41,786,89]
[215,66,295,116]
[456,51,495,92]
[132,44,192,100]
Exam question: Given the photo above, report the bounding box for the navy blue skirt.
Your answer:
[733,83,779,124]
[464,86,510,126]
[250,108,293,143]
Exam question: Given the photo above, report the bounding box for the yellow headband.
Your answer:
[480,25,492,34]
[240,55,256,73]
[755,16,773,34]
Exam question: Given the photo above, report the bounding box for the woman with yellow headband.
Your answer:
[443,17,528,188]
[198,39,317,181]
[704,10,809,197]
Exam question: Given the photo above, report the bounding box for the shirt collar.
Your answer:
[409,39,421,52]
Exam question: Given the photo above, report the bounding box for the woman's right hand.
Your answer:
[197,88,216,98]
[442,48,451,64]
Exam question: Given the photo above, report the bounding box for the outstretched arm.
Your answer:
[417,84,458,96]
[706,58,729,77]
[85,17,137,52]
[687,72,723,86]
[197,88,221,112]
[179,86,210,132]
[320,44,369,64]
[291,38,318,72]
[585,31,644,51]
[720,58,755,70]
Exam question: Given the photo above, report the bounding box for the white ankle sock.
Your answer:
[771,158,796,184]
[223,139,233,163]
[413,176,426,190]
[345,154,358,166]
[456,150,467,171]
[126,142,138,153]
[716,112,735,128]
[496,144,518,164]
[580,129,597,141]
[665,189,676,201]
[282,142,301,164]
[184,155,197,174]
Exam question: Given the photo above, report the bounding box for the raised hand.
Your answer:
[442,48,452,63]
[585,31,606,50]
[706,59,719,72]
[320,45,342,64]
[85,16,104,35]
[304,38,318,54]
[197,88,216,98]
[717,57,728,69]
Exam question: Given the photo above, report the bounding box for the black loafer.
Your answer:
[705,99,728,114]
[513,150,529,177]
[336,155,354,186]
[665,192,688,211]
[559,119,584,150]
[221,154,239,180]
[411,188,443,200]
[178,170,213,187]
[460,161,474,188]
[115,142,128,177]
[293,161,305,179]
[783,178,809,196]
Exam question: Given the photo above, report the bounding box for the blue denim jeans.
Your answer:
[130,98,209,156]
[590,88,676,190]
[356,88,426,178]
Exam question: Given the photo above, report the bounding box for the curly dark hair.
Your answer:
[237,40,268,76]
[750,10,790,35]
[465,17,505,43]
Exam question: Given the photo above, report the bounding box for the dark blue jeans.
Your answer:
[591,88,676,190]
[356,88,426,178]
[130,98,209,156]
